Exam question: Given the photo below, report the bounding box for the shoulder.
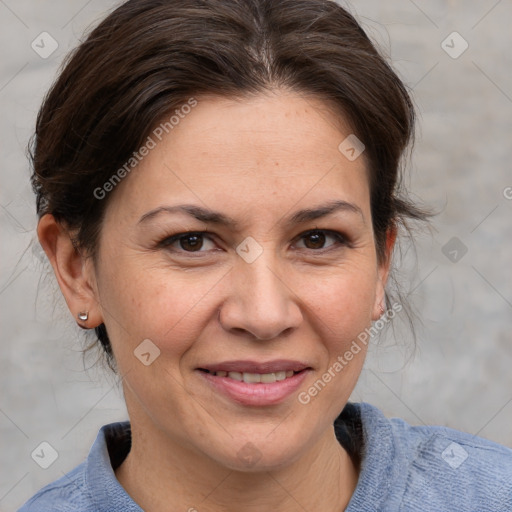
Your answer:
[389,414,512,509]
[17,462,92,511]
[344,402,512,511]
[17,421,135,512]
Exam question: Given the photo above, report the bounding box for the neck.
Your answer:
[115,416,359,512]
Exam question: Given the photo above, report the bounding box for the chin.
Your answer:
[202,430,307,473]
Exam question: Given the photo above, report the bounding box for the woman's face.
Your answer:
[88,90,392,470]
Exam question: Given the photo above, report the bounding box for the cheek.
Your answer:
[304,262,377,336]
[95,253,227,361]
[297,269,373,409]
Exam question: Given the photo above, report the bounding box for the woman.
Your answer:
[19,0,512,510]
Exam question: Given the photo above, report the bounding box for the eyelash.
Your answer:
[157,229,350,256]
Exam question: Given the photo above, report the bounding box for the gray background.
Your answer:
[1,0,511,510]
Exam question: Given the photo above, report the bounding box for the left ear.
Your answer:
[37,213,104,330]
[372,223,397,321]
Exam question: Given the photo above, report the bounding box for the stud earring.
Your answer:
[78,311,89,321]
[379,305,385,316]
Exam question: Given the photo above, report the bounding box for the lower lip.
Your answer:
[197,370,310,406]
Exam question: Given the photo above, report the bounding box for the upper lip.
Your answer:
[198,360,311,374]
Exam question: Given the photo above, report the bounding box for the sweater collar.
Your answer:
[84,401,401,510]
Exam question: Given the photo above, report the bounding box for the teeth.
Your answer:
[260,373,276,383]
[209,369,299,382]
[243,373,261,383]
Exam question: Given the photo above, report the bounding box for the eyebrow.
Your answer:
[138,199,365,228]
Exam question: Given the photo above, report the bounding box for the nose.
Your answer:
[218,252,303,341]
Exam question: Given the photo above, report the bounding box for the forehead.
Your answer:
[161,91,361,167]
[105,91,370,223]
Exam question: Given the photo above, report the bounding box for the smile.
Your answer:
[200,369,297,383]
[196,361,311,406]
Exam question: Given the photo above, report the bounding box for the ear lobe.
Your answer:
[37,214,103,328]
[372,223,398,321]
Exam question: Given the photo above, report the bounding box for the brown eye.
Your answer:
[295,230,348,251]
[179,234,203,252]
[159,232,217,253]
[303,231,326,249]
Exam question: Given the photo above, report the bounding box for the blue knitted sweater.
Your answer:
[18,401,512,511]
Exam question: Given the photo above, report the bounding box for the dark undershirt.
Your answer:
[333,401,365,473]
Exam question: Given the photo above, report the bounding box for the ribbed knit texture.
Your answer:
[18,402,512,511]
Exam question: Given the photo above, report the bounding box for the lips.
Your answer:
[196,359,312,406]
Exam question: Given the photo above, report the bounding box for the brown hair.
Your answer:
[30,0,432,373]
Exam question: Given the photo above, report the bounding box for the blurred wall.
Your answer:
[1,0,511,510]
